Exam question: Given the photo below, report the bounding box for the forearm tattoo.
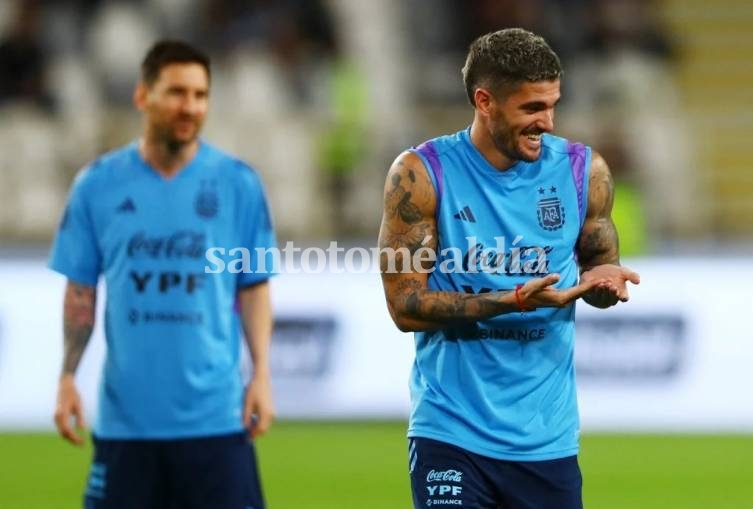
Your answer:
[408,289,513,321]
[393,276,513,323]
[379,160,517,324]
[62,283,96,375]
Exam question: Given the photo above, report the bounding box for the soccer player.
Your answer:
[378,28,640,508]
[49,40,276,509]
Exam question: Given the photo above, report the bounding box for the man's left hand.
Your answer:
[243,374,274,439]
[580,264,640,309]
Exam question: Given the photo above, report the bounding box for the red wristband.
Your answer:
[515,284,531,312]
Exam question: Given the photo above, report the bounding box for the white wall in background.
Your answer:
[1,258,751,432]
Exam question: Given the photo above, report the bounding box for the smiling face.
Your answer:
[134,62,209,150]
[478,79,561,164]
[462,29,563,168]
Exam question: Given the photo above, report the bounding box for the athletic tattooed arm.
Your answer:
[577,152,641,309]
[54,281,96,445]
[378,152,602,332]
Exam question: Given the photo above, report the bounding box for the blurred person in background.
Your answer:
[316,55,370,238]
[49,40,276,509]
[379,28,639,508]
[591,122,647,255]
[561,0,696,241]
[200,0,337,104]
[0,0,54,112]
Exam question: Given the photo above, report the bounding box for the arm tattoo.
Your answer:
[380,156,516,328]
[397,279,513,323]
[579,219,619,269]
[62,283,96,375]
[387,173,422,225]
[380,163,434,254]
[409,289,515,322]
[379,221,432,260]
[578,156,620,270]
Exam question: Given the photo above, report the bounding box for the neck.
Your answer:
[139,134,199,177]
[469,116,516,171]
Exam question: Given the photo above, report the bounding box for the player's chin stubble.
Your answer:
[163,124,200,153]
[492,128,527,163]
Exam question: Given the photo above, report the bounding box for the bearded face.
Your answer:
[136,63,209,150]
[486,79,560,163]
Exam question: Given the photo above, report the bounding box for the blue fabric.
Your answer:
[85,432,264,509]
[408,437,582,508]
[408,128,591,461]
[49,140,277,439]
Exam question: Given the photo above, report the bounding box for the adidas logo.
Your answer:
[453,205,476,223]
[116,198,136,213]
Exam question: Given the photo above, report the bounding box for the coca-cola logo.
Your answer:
[127,231,206,259]
[461,241,553,275]
[426,469,463,483]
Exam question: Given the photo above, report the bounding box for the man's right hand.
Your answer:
[517,273,605,310]
[54,374,87,446]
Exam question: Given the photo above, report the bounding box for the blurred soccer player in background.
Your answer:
[379,28,640,508]
[49,40,276,509]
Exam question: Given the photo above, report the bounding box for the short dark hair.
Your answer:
[140,40,211,86]
[462,28,562,106]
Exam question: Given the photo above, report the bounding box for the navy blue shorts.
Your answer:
[84,432,264,509]
[408,437,582,509]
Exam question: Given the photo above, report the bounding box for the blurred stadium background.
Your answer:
[1,0,752,507]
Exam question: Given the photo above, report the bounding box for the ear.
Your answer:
[133,82,148,111]
[473,87,494,115]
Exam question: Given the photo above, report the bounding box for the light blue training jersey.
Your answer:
[49,140,276,439]
[408,128,591,461]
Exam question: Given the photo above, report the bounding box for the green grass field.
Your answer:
[1,422,751,508]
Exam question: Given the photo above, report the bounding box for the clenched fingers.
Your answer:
[244,402,273,439]
[55,404,86,445]
[251,409,274,439]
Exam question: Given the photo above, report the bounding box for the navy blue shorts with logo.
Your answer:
[408,437,582,509]
[84,431,264,509]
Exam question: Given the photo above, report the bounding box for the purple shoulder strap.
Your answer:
[413,141,444,208]
[567,142,587,225]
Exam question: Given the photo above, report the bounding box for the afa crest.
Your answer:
[195,180,219,219]
[536,191,565,231]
